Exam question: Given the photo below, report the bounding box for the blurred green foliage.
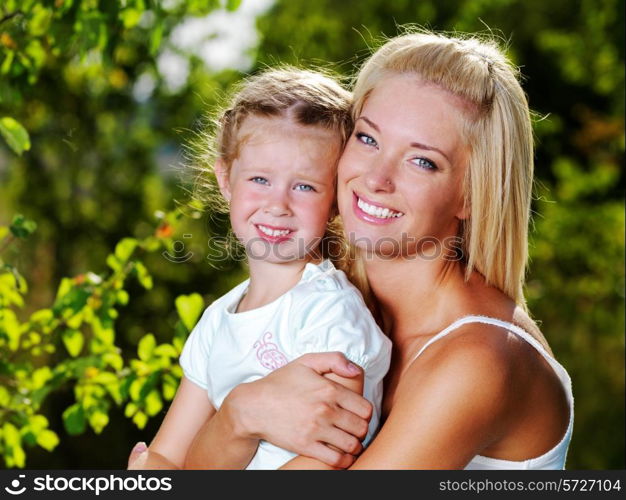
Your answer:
[0,210,207,467]
[0,0,623,468]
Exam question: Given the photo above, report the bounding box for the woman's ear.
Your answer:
[214,159,232,202]
[455,198,470,221]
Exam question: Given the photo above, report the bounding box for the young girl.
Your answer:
[130,68,392,470]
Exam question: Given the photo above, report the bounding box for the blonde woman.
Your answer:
[130,30,573,470]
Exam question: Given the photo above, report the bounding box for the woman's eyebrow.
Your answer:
[356,116,380,132]
[358,116,451,163]
[409,141,451,163]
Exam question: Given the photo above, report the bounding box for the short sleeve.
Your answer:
[290,288,391,375]
[289,286,392,445]
[179,307,214,390]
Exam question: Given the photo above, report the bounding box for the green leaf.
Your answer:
[1,309,22,350]
[138,333,156,361]
[154,343,178,358]
[106,254,121,271]
[175,293,204,332]
[124,402,138,418]
[3,424,25,468]
[9,214,37,238]
[133,261,152,289]
[149,23,164,55]
[133,410,148,429]
[0,226,8,240]
[29,5,53,37]
[0,386,10,406]
[62,329,84,357]
[36,430,60,451]
[117,289,129,305]
[32,367,52,390]
[0,117,31,155]
[226,0,242,11]
[103,352,123,371]
[120,8,142,29]
[62,404,86,435]
[56,278,73,301]
[162,374,178,401]
[29,308,53,324]
[115,238,138,263]
[129,377,144,401]
[145,390,163,416]
[88,410,109,434]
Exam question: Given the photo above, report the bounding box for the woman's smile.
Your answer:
[353,192,404,224]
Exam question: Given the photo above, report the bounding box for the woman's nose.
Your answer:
[364,159,396,193]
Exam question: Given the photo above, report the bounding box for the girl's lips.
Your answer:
[254,224,294,243]
[352,192,402,225]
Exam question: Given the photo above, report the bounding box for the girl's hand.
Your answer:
[223,352,373,468]
[127,442,148,470]
[127,442,180,470]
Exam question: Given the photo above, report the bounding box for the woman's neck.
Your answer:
[238,257,315,312]
[364,251,466,342]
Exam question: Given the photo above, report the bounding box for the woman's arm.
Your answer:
[183,352,372,469]
[128,376,216,469]
[349,327,514,469]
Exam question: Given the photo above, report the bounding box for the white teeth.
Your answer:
[357,197,403,219]
[258,225,291,237]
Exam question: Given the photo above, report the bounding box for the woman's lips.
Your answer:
[352,192,404,225]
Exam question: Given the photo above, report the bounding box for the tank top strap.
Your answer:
[410,315,556,365]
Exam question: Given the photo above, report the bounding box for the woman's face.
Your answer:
[337,74,470,258]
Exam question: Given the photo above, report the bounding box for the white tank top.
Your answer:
[409,315,574,470]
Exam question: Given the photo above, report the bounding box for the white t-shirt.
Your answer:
[179,259,392,469]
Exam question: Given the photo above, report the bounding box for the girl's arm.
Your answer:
[182,352,371,469]
[128,376,216,469]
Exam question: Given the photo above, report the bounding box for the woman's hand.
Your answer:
[224,352,373,468]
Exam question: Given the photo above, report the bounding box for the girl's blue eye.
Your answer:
[355,132,378,148]
[250,177,268,184]
[411,157,438,171]
[294,184,315,192]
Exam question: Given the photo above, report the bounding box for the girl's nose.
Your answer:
[264,191,292,217]
[364,158,396,194]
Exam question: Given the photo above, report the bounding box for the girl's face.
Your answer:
[337,74,470,258]
[217,116,340,263]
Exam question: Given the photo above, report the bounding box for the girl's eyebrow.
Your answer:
[356,115,451,163]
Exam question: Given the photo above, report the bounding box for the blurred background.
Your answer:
[0,0,623,469]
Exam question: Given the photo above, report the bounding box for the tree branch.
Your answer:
[0,10,23,26]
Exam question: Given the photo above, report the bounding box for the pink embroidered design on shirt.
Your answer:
[254,332,288,371]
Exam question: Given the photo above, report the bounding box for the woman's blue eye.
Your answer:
[411,157,437,171]
[294,184,315,192]
[250,177,268,184]
[355,132,378,148]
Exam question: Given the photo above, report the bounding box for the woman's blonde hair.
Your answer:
[191,66,353,270]
[351,30,534,306]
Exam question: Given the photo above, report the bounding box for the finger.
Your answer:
[127,442,148,468]
[335,387,373,421]
[318,426,363,456]
[306,442,356,469]
[332,407,370,441]
[297,352,362,378]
